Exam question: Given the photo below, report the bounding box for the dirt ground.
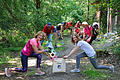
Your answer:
[0,35,120,80]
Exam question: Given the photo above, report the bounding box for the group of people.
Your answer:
[63,21,114,73]
[5,21,114,77]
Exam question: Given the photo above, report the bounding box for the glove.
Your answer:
[44,49,50,52]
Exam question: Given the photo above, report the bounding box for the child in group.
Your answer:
[63,34,114,73]
[5,31,51,77]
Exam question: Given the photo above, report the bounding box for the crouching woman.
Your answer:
[5,31,51,77]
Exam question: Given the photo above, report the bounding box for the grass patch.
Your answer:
[81,65,111,80]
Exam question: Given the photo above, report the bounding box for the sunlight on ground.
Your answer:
[65,58,90,64]
[27,58,90,67]
[16,76,24,79]
[28,59,53,67]
[9,57,90,67]
[28,58,37,67]
[42,60,53,66]
[8,58,20,64]
[0,73,5,75]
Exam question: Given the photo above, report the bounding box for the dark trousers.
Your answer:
[15,52,42,72]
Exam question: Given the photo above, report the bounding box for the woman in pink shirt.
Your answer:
[5,31,51,77]
[82,22,94,44]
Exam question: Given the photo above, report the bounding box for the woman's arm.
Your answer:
[83,33,86,40]
[78,28,81,35]
[32,45,45,54]
[32,44,51,58]
[87,30,93,42]
[63,46,80,59]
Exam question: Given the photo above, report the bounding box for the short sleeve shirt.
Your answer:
[84,26,93,37]
[43,24,55,35]
[77,40,96,57]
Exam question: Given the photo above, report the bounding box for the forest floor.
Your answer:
[0,34,120,80]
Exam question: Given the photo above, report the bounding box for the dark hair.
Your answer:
[93,24,98,29]
[71,34,81,45]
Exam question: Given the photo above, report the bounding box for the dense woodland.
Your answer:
[0,0,120,79]
[0,0,120,67]
[0,0,120,47]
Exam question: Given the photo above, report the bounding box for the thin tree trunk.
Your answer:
[114,10,118,32]
[109,8,112,33]
[2,0,17,19]
[86,0,89,22]
[114,11,118,26]
[35,0,40,9]
[107,6,110,33]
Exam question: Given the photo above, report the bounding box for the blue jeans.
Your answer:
[76,51,110,70]
[40,33,53,47]
[15,52,42,72]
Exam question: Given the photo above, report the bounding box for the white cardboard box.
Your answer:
[52,58,66,73]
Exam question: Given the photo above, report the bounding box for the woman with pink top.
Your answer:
[5,31,51,77]
[82,22,96,44]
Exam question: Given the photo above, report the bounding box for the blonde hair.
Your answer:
[35,31,47,40]
[71,34,81,45]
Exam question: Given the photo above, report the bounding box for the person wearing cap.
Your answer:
[74,21,82,37]
[82,22,95,44]
[43,22,58,48]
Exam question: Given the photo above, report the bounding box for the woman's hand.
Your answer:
[63,56,68,59]
[87,37,91,42]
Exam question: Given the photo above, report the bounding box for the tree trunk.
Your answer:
[35,0,40,9]
[96,11,100,24]
[86,0,89,22]
[107,6,110,33]
[109,8,112,33]
[2,0,17,19]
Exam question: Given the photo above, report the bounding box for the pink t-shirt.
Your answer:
[84,26,93,37]
[21,38,41,56]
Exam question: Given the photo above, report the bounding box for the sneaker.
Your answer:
[70,68,80,73]
[35,71,45,76]
[5,68,11,77]
[55,45,58,48]
[109,65,114,73]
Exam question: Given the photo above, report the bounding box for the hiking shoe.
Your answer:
[70,68,80,73]
[35,72,45,76]
[109,65,114,73]
[5,68,11,77]
[55,45,58,48]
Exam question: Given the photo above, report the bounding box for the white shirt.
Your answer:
[77,40,96,57]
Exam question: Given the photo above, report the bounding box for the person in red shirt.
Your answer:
[65,21,73,36]
[43,22,58,48]
[74,21,82,37]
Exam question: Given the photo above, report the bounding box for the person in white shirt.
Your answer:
[63,34,114,73]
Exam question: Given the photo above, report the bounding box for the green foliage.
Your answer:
[84,68,109,79]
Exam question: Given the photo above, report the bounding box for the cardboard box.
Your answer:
[52,58,66,73]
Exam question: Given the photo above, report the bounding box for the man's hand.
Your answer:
[63,56,68,59]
